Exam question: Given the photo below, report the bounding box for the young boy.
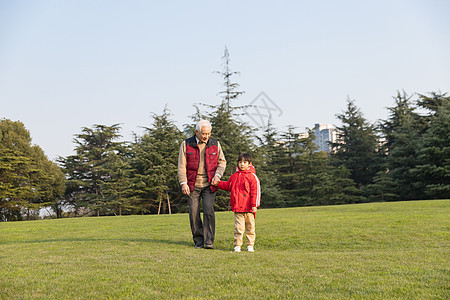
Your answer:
[213,153,261,252]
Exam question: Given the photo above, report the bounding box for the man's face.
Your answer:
[195,126,211,143]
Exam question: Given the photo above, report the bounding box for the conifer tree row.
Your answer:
[1,48,448,221]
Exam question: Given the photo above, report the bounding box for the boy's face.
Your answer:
[238,159,251,171]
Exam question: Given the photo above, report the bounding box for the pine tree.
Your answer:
[296,129,361,205]
[332,98,378,190]
[387,113,423,199]
[276,126,305,206]
[364,170,400,202]
[379,91,425,200]
[276,127,361,206]
[411,94,450,199]
[59,124,129,216]
[371,91,417,201]
[255,119,286,207]
[380,91,419,150]
[130,108,185,214]
[100,142,134,216]
[208,47,254,167]
[417,91,450,120]
[312,164,363,205]
[189,47,256,210]
[378,91,449,200]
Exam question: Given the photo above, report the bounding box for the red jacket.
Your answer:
[217,165,261,213]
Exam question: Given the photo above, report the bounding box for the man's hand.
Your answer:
[252,207,257,213]
[211,175,220,186]
[181,184,190,196]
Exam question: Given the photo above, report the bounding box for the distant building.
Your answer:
[314,123,337,153]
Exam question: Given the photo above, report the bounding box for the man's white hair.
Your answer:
[196,120,212,132]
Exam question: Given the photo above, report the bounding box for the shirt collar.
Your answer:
[195,137,207,144]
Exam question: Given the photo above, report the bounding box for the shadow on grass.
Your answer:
[0,237,192,248]
[1,238,235,251]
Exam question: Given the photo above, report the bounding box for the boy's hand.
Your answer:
[252,207,257,213]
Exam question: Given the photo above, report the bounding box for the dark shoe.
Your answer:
[194,245,204,249]
[204,245,214,249]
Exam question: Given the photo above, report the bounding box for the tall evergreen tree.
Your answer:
[379,91,426,200]
[297,129,361,205]
[276,126,305,206]
[59,124,129,216]
[275,127,361,206]
[100,142,134,216]
[331,98,378,190]
[130,108,185,214]
[255,119,286,208]
[417,91,450,120]
[387,110,423,199]
[294,129,326,205]
[371,91,418,201]
[189,47,256,210]
[411,93,450,199]
[378,91,449,200]
[365,170,400,202]
[208,47,254,166]
[380,91,419,150]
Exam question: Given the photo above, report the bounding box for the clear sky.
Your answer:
[1,0,449,160]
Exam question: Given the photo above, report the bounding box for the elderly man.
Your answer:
[178,120,226,249]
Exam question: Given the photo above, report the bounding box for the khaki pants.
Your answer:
[234,212,255,247]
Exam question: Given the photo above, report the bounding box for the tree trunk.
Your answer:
[166,191,171,215]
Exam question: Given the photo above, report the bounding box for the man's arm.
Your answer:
[214,141,227,179]
[177,141,190,195]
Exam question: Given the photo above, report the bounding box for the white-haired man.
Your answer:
[178,120,226,249]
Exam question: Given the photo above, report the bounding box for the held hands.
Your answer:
[211,175,220,186]
[182,175,220,195]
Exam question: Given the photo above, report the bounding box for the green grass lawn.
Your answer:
[1,200,448,299]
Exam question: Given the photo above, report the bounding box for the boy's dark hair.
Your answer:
[237,152,252,163]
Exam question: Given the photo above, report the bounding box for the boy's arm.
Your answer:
[217,179,231,191]
[250,174,261,208]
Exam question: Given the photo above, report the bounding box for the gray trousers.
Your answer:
[188,186,216,247]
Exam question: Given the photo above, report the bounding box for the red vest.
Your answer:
[185,135,219,192]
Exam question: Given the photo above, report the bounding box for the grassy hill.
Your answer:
[1,200,448,299]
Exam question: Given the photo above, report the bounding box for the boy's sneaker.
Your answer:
[234,246,241,252]
[247,246,254,252]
